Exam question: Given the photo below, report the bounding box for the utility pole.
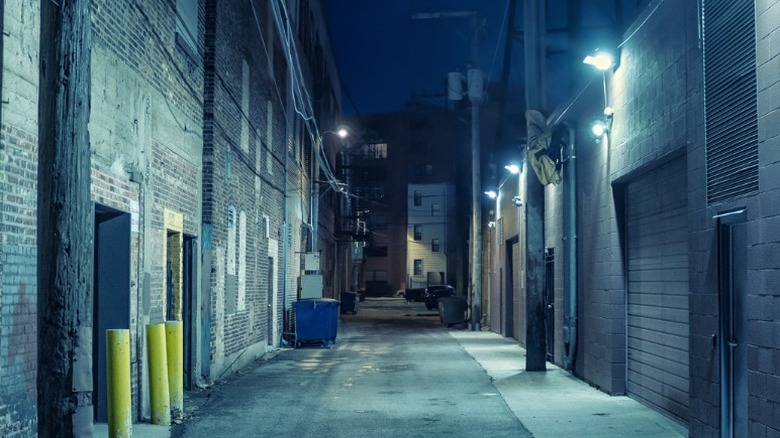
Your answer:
[524,0,547,371]
[38,0,94,434]
[413,10,483,331]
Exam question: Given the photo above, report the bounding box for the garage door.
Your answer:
[625,158,689,421]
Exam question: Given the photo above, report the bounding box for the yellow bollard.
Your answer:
[106,329,132,438]
[146,323,171,426]
[165,320,184,420]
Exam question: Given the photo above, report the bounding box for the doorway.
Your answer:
[544,248,555,362]
[718,212,748,438]
[182,236,196,390]
[93,205,131,422]
[505,238,518,338]
[267,257,275,346]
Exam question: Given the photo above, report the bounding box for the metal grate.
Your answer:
[702,0,758,204]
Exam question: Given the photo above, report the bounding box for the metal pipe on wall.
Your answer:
[562,123,578,371]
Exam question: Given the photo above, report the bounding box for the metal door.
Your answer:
[93,206,131,422]
[625,158,689,421]
[718,212,748,438]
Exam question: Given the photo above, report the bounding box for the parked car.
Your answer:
[424,285,456,310]
[400,287,426,303]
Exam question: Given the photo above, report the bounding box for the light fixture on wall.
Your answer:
[512,195,523,207]
[591,106,615,142]
[484,189,498,200]
[583,49,615,71]
[504,161,523,175]
[591,120,608,141]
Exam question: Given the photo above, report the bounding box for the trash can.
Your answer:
[437,296,468,326]
[340,292,359,314]
[294,298,340,347]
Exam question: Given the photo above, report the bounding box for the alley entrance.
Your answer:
[172,299,532,437]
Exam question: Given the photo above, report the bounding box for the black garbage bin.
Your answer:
[294,298,340,347]
[437,296,468,326]
[340,292,359,314]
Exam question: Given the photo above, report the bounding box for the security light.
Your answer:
[484,190,498,200]
[591,120,608,139]
[504,163,522,175]
[337,128,349,139]
[583,50,614,71]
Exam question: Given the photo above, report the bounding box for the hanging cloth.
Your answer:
[526,109,562,186]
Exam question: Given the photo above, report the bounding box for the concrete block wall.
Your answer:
[738,1,780,435]
[0,1,39,436]
[573,0,703,399]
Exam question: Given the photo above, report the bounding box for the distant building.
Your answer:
[348,103,470,296]
[406,183,455,287]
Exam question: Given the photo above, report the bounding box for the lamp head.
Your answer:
[583,50,615,71]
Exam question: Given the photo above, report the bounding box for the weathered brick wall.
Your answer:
[0,1,39,436]
[574,0,703,400]
[90,0,204,418]
[203,0,291,377]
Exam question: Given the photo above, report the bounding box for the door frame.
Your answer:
[716,209,748,438]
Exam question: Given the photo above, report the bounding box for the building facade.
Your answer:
[483,0,780,435]
[0,0,341,435]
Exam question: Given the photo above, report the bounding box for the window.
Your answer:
[265,100,274,174]
[413,190,422,206]
[240,60,250,152]
[413,259,423,276]
[431,203,440,216]
[414,225,422,241]
[361,143,387,159]
[176,0,198,56]
[431,238,440,253]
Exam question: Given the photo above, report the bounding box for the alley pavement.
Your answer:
[99,298,687,437]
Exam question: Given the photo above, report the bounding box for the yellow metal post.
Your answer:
[146,323,171,425]
[165,320,184,419]
[106,329,132,438]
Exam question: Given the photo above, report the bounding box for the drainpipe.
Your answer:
[563,122,578,371]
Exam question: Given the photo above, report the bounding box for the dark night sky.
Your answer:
[325,1,514,116]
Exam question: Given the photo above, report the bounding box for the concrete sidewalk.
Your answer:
[450,330,688,438]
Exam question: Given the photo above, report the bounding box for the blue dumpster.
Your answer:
[294,298,340,347]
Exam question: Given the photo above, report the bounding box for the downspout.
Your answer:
[1,0,5,126]
[562,122,578,371]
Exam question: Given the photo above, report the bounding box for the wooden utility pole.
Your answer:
[524,0,547,371]
[37,0,94,435]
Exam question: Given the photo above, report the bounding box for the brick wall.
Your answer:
[0,1,39,436]
[202,0,291,377]
[90,0,204,418]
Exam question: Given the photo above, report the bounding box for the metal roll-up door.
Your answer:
[625,158,689,421]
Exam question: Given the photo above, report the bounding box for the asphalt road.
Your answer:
[172,298,532,438]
